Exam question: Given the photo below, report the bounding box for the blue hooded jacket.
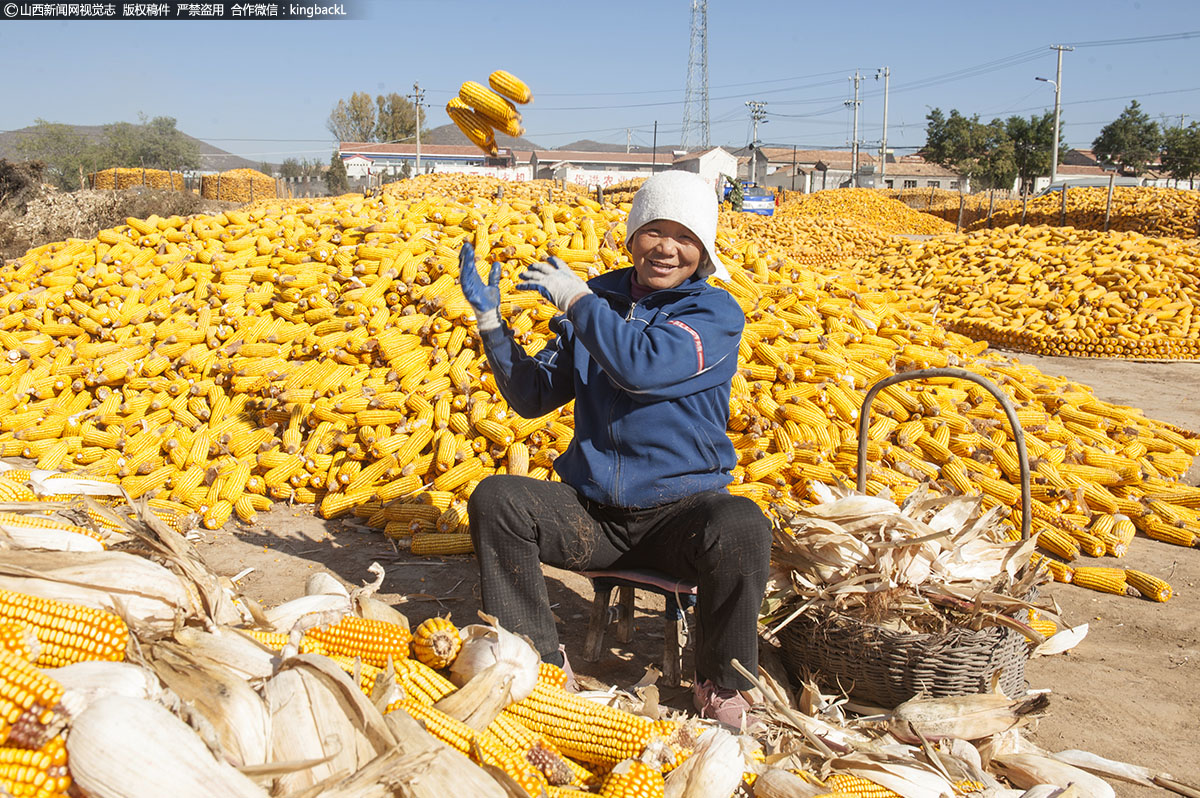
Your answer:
[478,268,743,509]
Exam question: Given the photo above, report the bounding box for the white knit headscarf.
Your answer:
[625,170,730,282]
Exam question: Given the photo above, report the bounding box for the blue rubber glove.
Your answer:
[458,242,503,333]
[517,256,591,312]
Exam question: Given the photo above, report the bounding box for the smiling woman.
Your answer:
[629,219,704,290]
[458,169,771,730]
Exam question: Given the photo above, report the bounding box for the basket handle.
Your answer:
[856,367,1031,540]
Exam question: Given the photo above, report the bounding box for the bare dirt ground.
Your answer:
[194,352,1200,796]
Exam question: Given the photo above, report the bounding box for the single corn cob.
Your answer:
[0,590,127,667]
[0,736,71,798]
[305,616,412,668]
[597,758,665,798]
[489,70,533,104]
[0,648,66,750]
[238,628,326,655]
[487,713,597,788]
[1071,566,1129,596]
[819,772,902,797]
[459,81,519,129]
[1030,553,1073,583]
[393,657,458,705]
[411,531,474,555]
[446,98,498,157]
[1124,568,1172,602]
[537,662,570,691]
[387,697,549,797]
[504,682,657,767]
[410,616,462,670]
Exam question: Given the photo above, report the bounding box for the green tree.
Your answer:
[1092,100,1161,176]
[13,119,101,190]
[280,157,303,179]
[327,92,377,142]
[375,92,422,143]
[1161,122,1200,188]
[326,150,349,194]
[1005,112,1067,194]
[923,108,995,187]
[99,114,200,172]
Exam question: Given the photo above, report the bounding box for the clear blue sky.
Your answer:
[1,0,1196,164]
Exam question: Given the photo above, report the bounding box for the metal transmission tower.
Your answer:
[681,0,710,151]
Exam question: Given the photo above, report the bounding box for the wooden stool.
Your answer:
[580,568,698,687]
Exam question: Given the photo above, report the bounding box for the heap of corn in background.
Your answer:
[199,168,276,203]
[971,186,1200,238]
[0,174,1194,592]
[845,224,1200,359]
[775,187,956,236]
[87,168,185,192]
[880,187,1011,229]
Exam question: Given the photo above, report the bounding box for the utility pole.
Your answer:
[1043,46,1072,184]
[408,82,426,174]
[876,66,890,182]
[745,100,767,184]
[845,71,862,186]
[626,128,632,154]
[652,121,658,173]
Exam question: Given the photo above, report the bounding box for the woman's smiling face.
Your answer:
[629,219,705,290]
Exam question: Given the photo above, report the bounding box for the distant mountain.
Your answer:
[0,123,268,174]
[420,123,541,151]
[556,139,680,154]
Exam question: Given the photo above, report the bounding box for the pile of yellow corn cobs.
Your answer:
[777,188,956,236]
[972,186,1200,238]
[0,174,1196,581]
[88,168,185,192]
[721,211,902,270]
[879,187,1009,228]
[596,177,647,207]
[847,224,1200,359]
[199,168,276,203]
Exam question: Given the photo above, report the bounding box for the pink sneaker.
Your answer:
[692,678,754,730]
[558,645,580,693]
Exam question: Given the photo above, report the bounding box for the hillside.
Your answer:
[0,123,264,173]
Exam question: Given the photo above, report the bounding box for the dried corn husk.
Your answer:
[46,661,167,716]
[1032,623,1089,657]
[173,626,280,680]
[143,641,272,767]
[827,752,957,798]
[0,522,105,551]
[448,612,539,703]
[992,753,1116,798]
[664,726,744,798]
[66,694,269,798]
[890,692,1049,743]
[0,549,195,632]
[433,660,516,732]
[1049,750,1158,787]
[751,767,825,797]
[264,593,352,633]
[27,470,125,497]
[262,654,387,792]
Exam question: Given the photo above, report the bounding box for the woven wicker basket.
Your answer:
[776,597,1034,708]
[776,367,1037,708]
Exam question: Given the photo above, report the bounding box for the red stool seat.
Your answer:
[580,568,698,687]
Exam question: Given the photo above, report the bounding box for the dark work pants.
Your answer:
[467,474,772,691]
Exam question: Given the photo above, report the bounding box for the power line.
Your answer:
[1065,30,1200,48]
